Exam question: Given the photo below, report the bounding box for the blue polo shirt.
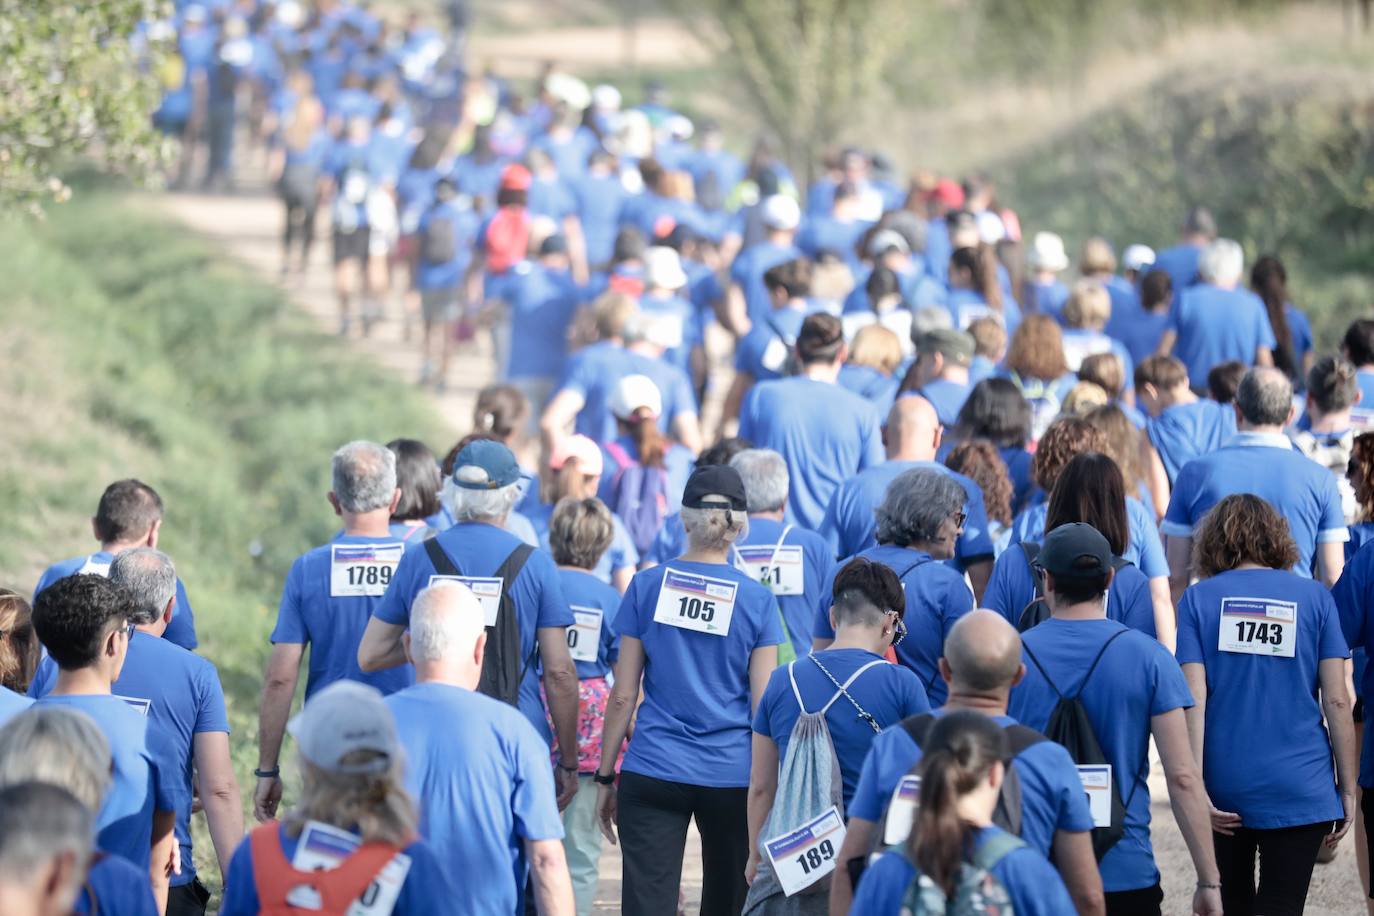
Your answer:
[614,561,784,787]
[1177,569,1346,828]
[555,568,621,680]
[1162,431,1348,574]
[982,543,1157,638]
[35,553,197,649]
[1145,400,1237,484]
[1009,618,1193,892]
[1166,284,1277,388]
[730,518,835,659]
[1009,496,1167,580]
[1330,541,1374,785]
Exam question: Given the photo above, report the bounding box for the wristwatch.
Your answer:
[592,770,616,786]
[254,767,280,779]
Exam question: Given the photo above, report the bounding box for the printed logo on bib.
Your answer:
[1077,764,1113,829]
[291,820,412,916]
[428,576,504,627]
[1218,596,1296,658]
[331,543,403,598]
[733,545,805,595]
[883,775,921,847]
[764,806,846,897]
[117,695,151,717]
[652,568,738,636]
[566,606,603,663]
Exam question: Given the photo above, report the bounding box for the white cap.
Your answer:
[644,246,688,290]
[287,681,398,775]
[591,84,622,111]
[1027,231,1069,272]
[545,73,591,110]
[1122,244,1156,272]
[761,195,801,232]
[663,114,694,141]
[976,210,1007,244]
[608,374,663,420]
[867,229,911,258]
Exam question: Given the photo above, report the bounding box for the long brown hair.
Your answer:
[620,408,666,468]
[0,590,39,693]
[1045,453,1130,557]
[1086,405,1145,494]
[945,440,1012,527]
[1251,255,1297,380]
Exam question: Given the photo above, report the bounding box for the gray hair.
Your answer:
[1198,238,1244,286]
[0,707,112,811]
[681,502,749,552]
[1236,367,1293,427]
[729,449,789,514]
[409,581,486,663]
[332,441,398,514]
[109,548,176,626]
[0,782,93,894]
[441,478,521,523]
[875,469,966,547]
[912,305,953,338]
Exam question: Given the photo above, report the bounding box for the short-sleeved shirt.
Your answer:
[836,363,900,409]
[1146,399,1237,485]
[414,199,480,290]
[852,827,1076,916]
[1162,432,1349,574]
[555,342,696,445]
[730,241,803,327]
[1105,297,1170,368]
[1166,283,1277,388]
[1009,496,1167,580]
[78,851,158,916]
[911,378,972,428]
[614,561,784,787]
[386,683,564,915]
[1153,243,1202,299]
[643,511,688,567]
[1026,278,1069,321]
[219,824,457,916]
[1061,328,1136,384]
[1333,541,1374,785]
[735,308,807,383]
[753,649,928,808]
[30,632,229,886]
[730,518,836,660]
[527,501,640,587]
[1176,569,1346,828]
[556,568,622,679]
[375,522,572,741]
[500,262,580,382]
[1008,618,1193,892]
[739,377,884,530]
[0,685,32,726]
[35,552,198,649]
[849,709,1093,856]
[982,543,1157,638]
[275,535,418,698]
[811,546,974,705]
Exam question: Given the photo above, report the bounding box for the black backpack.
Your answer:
[1017,542,1131,633]
[423,539,536,706]
[420,207,458,264]
[1022,629,1131,860]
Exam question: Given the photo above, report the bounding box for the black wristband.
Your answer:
[254,767,280,779]
[592,770,616,785]
[557,761,579,774]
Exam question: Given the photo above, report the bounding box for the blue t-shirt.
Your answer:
[1153,243,1202,299]
[1286,303,1315,382]
[502,262,580,382]
[555,568,621,679]
[853,827,1075,916]
[1061,328,1135,386]
[982,543,1156,638]
[1166,284,1277,388]
[414,199,480,290]
[753,649,928,808]
[30,632,229,886]
[614,561,784,787]
[274,535,416,698]
[528,503,639,588]
[78,851,157,916]
[643,511,687,567]
[910,379,971,428]
[556,342,698,445]
[386,683,564,915]
[819,460,994,571]
[573,173,625,267]
[1009,618,1193,892]
[811,546,974,705]
[1333,541,1374,785]
[219,824,456,916]
[35,552,197,649]
[849,709,1093,857]
[0,685,32,726]
[837,364,900,408]
[730,518,835,659]
[1176,569,1347,828]
[730,241,803,327]
[1008,496,1167,580]
[1105,296,1170,368]
[739,377,884,530]
[1145,400,1237,485]
[375,523,573,742]
[1355,370,1374,427]
[639,291,701,376]
[735,308,807,382]
[597,434,695,518]
[1162,432,1348,575]
[999,446,1037,515]
[796,216,871,266]
[1026,278,1069,321]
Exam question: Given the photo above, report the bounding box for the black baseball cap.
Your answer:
[682,465,748,512]
[1037,523,1113,579]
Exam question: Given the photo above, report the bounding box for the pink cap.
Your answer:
[500,163,532,192]
[549,434,604,477]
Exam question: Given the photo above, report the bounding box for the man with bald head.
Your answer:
[1162,366,1346,599]
[819,395,994,599]
[828,609,1103,916]
[385,581,574,916]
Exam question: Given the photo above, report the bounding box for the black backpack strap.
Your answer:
[1002,723,1047,757]
[1110,555,1132,572]
[900,713,937,749]
[1020,640,1063,700]
[1072,628,1130,701]
[495,544,540,681]
[423,538,463,577]
[1022,542,1044,598]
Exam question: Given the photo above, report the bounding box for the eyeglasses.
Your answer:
[950,510,967,528]
[886,610,907,648]
[122,622,136,640]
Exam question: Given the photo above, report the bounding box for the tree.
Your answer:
[0,0,168,213]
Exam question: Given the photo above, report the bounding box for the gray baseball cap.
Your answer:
[287,681,399,774]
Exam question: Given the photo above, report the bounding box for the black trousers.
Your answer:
[1104,882,1163,916]
[165,878,210,916]
[618,771,749,916]
[1214,822,1330,915]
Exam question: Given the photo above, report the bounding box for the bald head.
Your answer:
[409,581,486,667]
[885,395,941,462]
[943,610,1023,692]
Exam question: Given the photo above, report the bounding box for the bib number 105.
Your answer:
[677,595,716,622]
[795,839,834,875]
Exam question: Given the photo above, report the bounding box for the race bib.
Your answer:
[883,775,921,847]
[765,806,846,897]
[1218,596,1296,658]
[652,568,738,636]
[117,695,151,717]
[331,544,403,598]
[428,576,503,627]
[566,606,603,663]
[733,546,805,596]
[1077,765,1113,829]
[291,821,412,916]
[760,336,789,373]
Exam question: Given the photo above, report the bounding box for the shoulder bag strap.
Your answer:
[423,538,462,577]
[1071,628,1130,701]
[1020,640,1063,701]
[900,713,936,748]
[810,654,885,732]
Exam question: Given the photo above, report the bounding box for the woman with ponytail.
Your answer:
[598,374,694,554]
[1251,255,1314,386]
[850,711,1074,914]
[946,245,1022,335]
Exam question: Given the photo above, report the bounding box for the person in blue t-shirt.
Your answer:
[1331,532,1374,902]
[574,151,626,268]
[1251,255,1314,388]
[639,246,701,381]
[1135,354,1237,495]
[1023,231,1071,320]
[1007,523,1222,915]
[1178,494,1354,915]
[1163,368,1348,602]
[498,236,582,411]
[0,782,105,916]
[639,437,754,569]
[738,313,884,530]
[220,682,460,916]
[1060,281,1136,386]
[1153,206,1216,301]
[723,258,814,425]
[946,245,1022,334]
[414,176,481,392]
[386,582,574,915]
[901,328,975,428]
[725,194,803,333]
[849,711,1078,916]
[829,610,1100,915]
[1106,265,1173,367]
[1343,318,1374,429]
[34,478,197,650]
[944,377,1037,515]
[813,469,975,705]
[593,466,783,916]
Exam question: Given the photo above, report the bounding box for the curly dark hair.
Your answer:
[1031,417,1107,492]
[1349,432,1374,522]
[945,439,1012,527]
[1192,494,1299,578]
[32,576,136,671]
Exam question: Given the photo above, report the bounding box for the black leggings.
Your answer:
[617,770,749,916]
[1214,821,1331,915]
[282,196,317,265]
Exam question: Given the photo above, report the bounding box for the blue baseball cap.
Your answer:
[451,439,522,490]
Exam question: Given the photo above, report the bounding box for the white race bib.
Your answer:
[733,545,805,596]
[331,543,403,598]
[764,806,846,897]
[291,821,412,916]
[760,336,789,373]
[566,606,603,663]
[883,775,921,847]
[1077,764,1113,829]
[428,575,503,627]
[1218,597,1296,658]
[652,568,738,636]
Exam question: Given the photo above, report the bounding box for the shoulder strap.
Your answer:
[1002,723,1047,757]
[423,538,462,577]
[900,713,937,748]
[971,831,1026,872]
[786,661,805,709]
[604,440,635,472]
[773,523,794,557]
[495,543,535,583]
[810,655,885,731]
[1020,640,1062,701]
[250,822,400,915]
[1072,628,1130,700]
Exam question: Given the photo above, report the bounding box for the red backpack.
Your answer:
[483,206,531,274]
[250,823,400,916]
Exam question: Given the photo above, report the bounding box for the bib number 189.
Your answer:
[795,839,834,875]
